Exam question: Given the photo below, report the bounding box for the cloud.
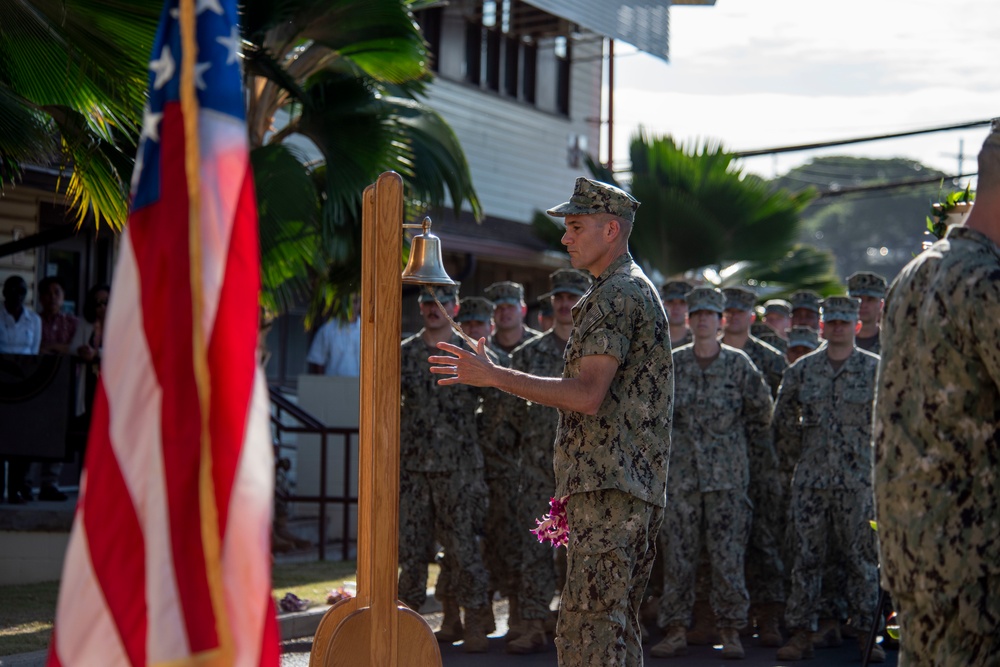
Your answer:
[608,0,1000,175]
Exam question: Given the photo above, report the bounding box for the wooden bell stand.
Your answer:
[309,172,442,667]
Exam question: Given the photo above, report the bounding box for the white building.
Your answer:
[402,0,714,330]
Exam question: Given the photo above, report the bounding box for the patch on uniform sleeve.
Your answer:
[578,302,606,336]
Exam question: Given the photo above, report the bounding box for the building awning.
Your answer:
[522,0,672,61]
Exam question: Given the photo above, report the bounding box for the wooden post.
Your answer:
[309,173,441,667]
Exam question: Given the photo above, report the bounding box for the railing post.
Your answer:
[319,430,328,561]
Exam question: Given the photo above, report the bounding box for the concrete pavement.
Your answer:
[280,596,898,666]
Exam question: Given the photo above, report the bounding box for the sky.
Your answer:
[608,0,1000,182]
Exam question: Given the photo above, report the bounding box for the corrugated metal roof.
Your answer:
[522,0,671,60]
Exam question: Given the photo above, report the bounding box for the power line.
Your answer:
[816,172,976,199]
[735,119,993,158]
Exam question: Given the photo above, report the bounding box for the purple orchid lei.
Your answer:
[530,496,569,547]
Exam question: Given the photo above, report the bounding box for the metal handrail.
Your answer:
[269,384,359,561]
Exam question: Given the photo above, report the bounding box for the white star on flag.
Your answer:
[149,46,175,90]
[196,0,224,14]
[140,110,164,143]
[217,26,241,66]
[194,61,211,90]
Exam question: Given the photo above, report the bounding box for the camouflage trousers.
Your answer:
[516,464,559,620]
[555,489,663,667]
[658,488,751,629]
[889,574,1000,666]
[784,486,878,631]
[483,472,522,599]
[745,486,785,606]
[398,467,490,611]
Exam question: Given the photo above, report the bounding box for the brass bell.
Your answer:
[401,216,456,286]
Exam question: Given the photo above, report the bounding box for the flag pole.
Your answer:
[178,0,231,662]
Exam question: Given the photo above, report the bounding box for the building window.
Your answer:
[465,19,482,85]
[522,40,536,104]
[503,35,519,97]
[485,28,501,92]
[418,1,571,113]
[414,7,443,73]
[555,37,571,117]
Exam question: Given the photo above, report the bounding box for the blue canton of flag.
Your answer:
[134,0,245,210]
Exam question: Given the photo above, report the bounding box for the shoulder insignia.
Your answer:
[578,302,605,335]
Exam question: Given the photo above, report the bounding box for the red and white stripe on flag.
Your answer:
[47,0,280,665]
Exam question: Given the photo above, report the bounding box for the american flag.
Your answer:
[47,0,279,665]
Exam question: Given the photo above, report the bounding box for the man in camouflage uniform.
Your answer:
[536,295,554,332]
[719,286,788,645]
[789,290,821,331]
[759,299,792,353]
[721,286,788,397]
[785,325,819,364]
[485,280,541,353]
[652,287,775,660]
[505,267,592,654]
[773,296,883,662]
[452,296,520,638]
[846,271,887,354]
[430,177,672,667]
[661,279,693,347]
[399,284,492,653]
[874,123,1000,666]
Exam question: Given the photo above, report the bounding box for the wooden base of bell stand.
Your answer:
[309,173,441,667]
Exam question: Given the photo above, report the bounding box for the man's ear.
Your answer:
[605,217,621,242]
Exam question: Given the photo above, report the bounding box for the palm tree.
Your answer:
[714,245,843,298]
[3,0,481,326]
[589,133,815,277]
[0,0,160,228]
[242,0,482,324]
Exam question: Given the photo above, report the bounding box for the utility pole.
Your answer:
[606,38,614,169]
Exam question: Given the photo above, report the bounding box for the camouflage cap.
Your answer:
[821,295,861,322]
[483,281,525,306]
[536,296,554,316]
[790,290,821,313]
[417,283,460,304]
[540,268,592,299]
[685,286,725,314]
[546,177,640,223]
[763,299,792,317]
[660,280,693,301]
[722,286,757,312]
[846,271,887,299]
[455,296,494,323]
[787,325,820,350]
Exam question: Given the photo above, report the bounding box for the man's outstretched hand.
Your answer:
[429,338,497,387]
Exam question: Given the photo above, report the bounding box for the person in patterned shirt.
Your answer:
[449,295,519,640]
[652,287,775,660]
[398,284,492,653]
[430,177,672,667]
[485,281,541,353]
[504,267,591,654]
[37,276,78,355]
[846,271,887,354]
[773,296,883,663]
[874,121,1000,665]
[660,279,693,347]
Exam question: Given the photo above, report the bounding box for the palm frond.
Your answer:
[253,143,323,317]
[609,133,815,276]
[387,96,482,221]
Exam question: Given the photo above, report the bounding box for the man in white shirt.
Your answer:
[1,275,41,355]
[306,293,361,377]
